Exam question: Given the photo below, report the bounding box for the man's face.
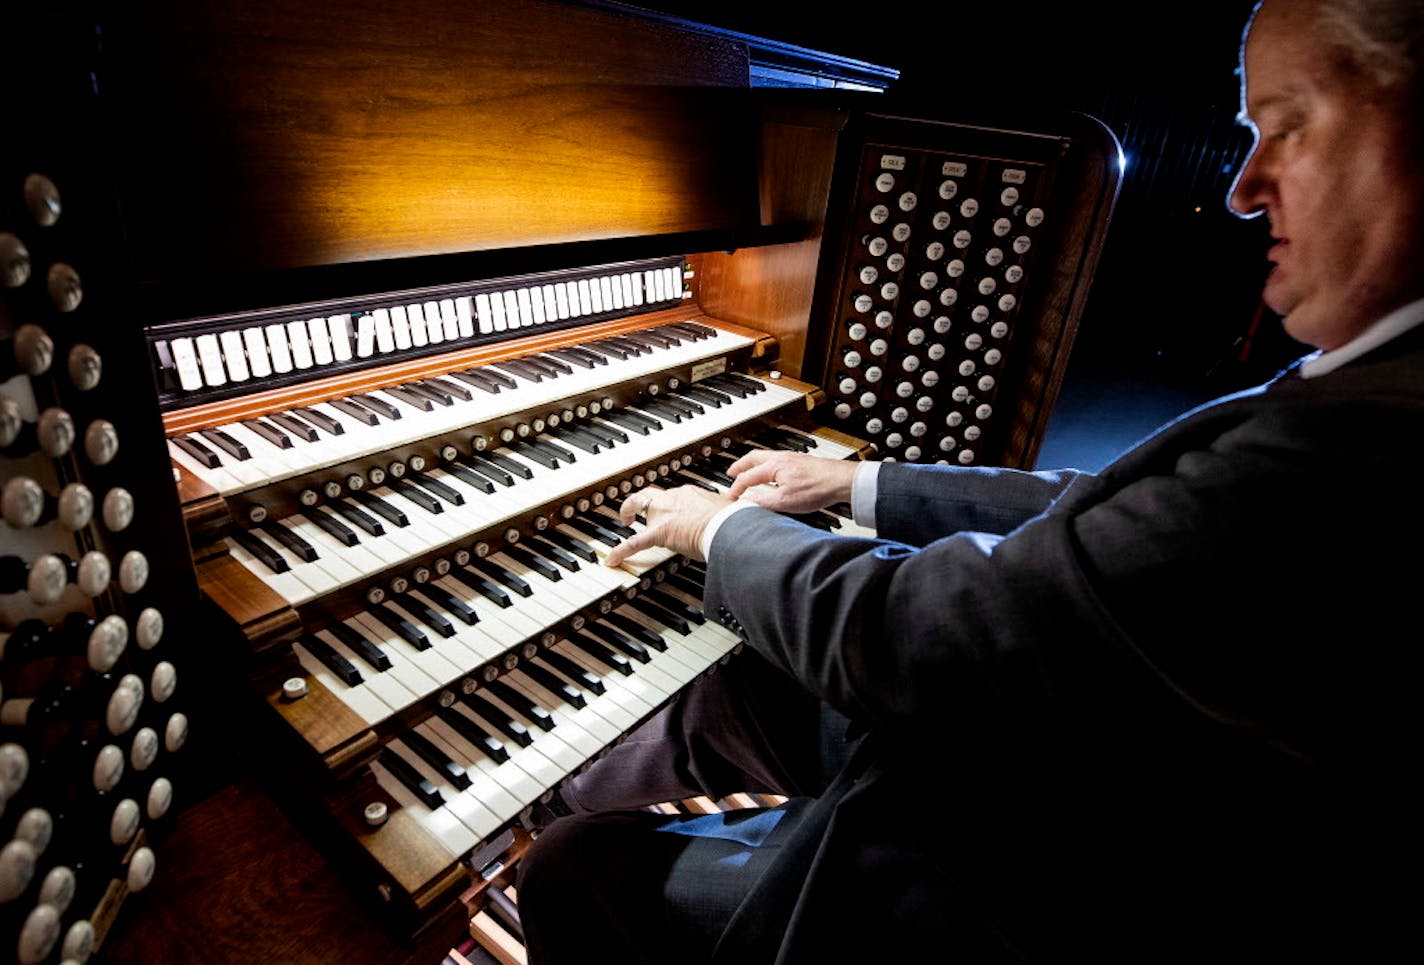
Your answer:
[1228,1,1424,350]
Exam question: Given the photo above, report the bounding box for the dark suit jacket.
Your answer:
[703,328,1424,963]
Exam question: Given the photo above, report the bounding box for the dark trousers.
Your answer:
[516,653,854,964]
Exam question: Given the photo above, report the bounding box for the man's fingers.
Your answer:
[603,530,652,569]
[725,461,780,499]
[727,449,774,478]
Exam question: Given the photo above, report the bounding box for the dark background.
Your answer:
[621,1,1297,468]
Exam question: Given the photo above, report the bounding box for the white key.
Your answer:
[219,330,250,382]
[474,293,494,334]
[329,315,354,361]
[307,318,334,365]
[169,337,203,391]
[242,327,273,378]
[373,308,397,353]
[286,321,314,369]
[390,305,413,349]
[356,313,377,358]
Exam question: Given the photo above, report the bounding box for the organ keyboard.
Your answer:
[5,0,1118,958]
[152,254,876,931]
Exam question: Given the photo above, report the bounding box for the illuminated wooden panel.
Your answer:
[104,0,762,283]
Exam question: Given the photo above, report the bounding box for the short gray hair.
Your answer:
[1315,0,1424,93]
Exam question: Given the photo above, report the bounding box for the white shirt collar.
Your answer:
[1298,296,1424,378]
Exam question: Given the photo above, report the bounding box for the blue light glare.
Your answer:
[1117,148,1129,175]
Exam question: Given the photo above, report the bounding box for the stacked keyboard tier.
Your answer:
[146,257,875,933]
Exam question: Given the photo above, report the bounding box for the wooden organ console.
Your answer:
[2,0,1120,961]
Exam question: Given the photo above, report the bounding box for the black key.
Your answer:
[229,527,289,573]
[327,621,393,671]
[540,528,598,562]
[199,428,251,460]
[589,510,635,538]
[482,450,535,480]
[668,321,715,340]
[489,360,542,383]
[645,326,683,346]
[636,399,686,423]
[173,434,222,468]
[474,367,518,390]
[261,520,320,562]
[415,473,466,506]
[530,352,573,375]
[545,425,601,454]
[599,409,654,435]
[507,440,562,470]
[443,459,496,494]
[438,706,509,762]
[665,392,706,415]
[485,678,555,731]
[402,730,471,789]
[331,499,385,537]
[397,594,456,638]
[666,470,719,493]
[415,583,479,625]
[627,595,690,635]
[517,356,563,379]
[380,746,444,809]
[518,664,586,709]
[299,634,363,686]
[716,372,767,394]
[624,330,673,350]
[368,604,432,651]
[526,536,580,572]
[609,407,662,431]
[309,506,360,546]
[606,611,668,651]
[758,427,812,452]
[586,339,630,360]
[578,420,626,446]
[567,631,635,674]
[242,418,293,449]
[458,568,512,608]
[424,376,473,402]
[293,406,345,436]
[679,384,730,407]
[701,374,748,398]
[544,348,594,370]
[402,381,454,407]
[328,396,381,425]
[664,571,706,598]
[529,437,576,463]
[463,693,533,747]
[504,544,561,582]
[536,650,605,695]
[605,335,650,356]
[584,622,651,663]
[466,557,533,597]
[561,345,606,366]
[351,489,409,527]
[563,515,622,547]
[389,477,444,514]
[649,586,705,625]
[465,453,517,486]
[383,385,435,412]
[788,511,836,532]
[449,369,502,394]
[267,412,320,443]
[350,392,402,420]
[686,463,734,487]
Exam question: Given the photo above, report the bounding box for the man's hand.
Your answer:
[603,485,734,568]
[724,450,858,514]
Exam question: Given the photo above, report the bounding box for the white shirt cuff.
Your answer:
[851,461,880,529]
[700,501,760,559]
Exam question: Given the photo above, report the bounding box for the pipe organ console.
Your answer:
[3,0,1118,960]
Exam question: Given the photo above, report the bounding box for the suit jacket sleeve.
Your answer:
[872,462,1090,544]
[702,371,1423,763]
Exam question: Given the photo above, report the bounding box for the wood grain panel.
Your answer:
[104,0,762,284]
[695,101,849,378]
